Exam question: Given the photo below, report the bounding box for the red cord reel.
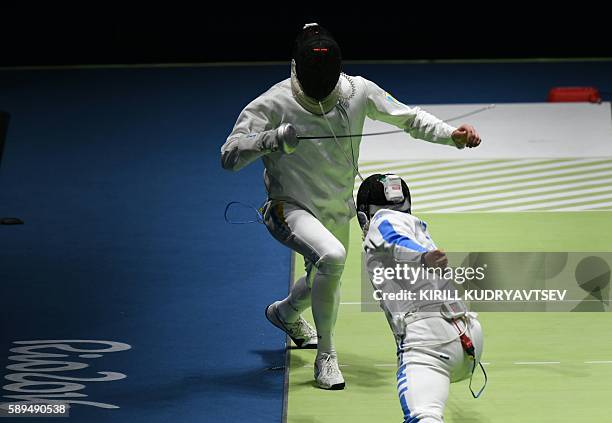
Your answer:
[547,87,601,103]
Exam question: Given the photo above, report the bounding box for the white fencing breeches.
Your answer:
[263,200,350,353]
[396,315,484,423]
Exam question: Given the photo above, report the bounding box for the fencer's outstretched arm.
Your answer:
[221,99,298,171]
[364,79,463,149]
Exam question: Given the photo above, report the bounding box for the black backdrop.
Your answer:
[1,7,610,67]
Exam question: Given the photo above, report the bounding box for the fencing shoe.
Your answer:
[265,301,317,349]
[314,352,345,390]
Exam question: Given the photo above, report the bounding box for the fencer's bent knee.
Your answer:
[322,243,347,265]
[314,243,346,277]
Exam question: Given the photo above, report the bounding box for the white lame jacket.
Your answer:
[221,74,461,225]
[364,209,463,335]
[364,209,437,254]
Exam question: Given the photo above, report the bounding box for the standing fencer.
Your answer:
[221,23,481,390]
[358,174,485,422]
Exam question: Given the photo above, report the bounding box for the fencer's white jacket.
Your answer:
[364,209,464,336]
[221,74,461,226]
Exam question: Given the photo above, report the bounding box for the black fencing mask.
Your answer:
[293,24,342,101]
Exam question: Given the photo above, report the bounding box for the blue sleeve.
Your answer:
[377,220,428,253]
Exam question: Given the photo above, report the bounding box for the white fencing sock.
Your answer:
[277,275,311,323]
[311,248,346,354]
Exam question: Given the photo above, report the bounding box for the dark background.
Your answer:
[1,7,611,67]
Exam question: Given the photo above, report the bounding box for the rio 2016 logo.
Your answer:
[1,340,131,411]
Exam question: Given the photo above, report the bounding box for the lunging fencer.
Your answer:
[221,23,481,390]
[358,174,486,422]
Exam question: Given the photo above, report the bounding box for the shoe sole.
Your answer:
[265,303,317,349]
[317,381,346,390]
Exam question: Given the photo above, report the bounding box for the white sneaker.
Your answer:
[265,301,317,349]
[314,352,345,390]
